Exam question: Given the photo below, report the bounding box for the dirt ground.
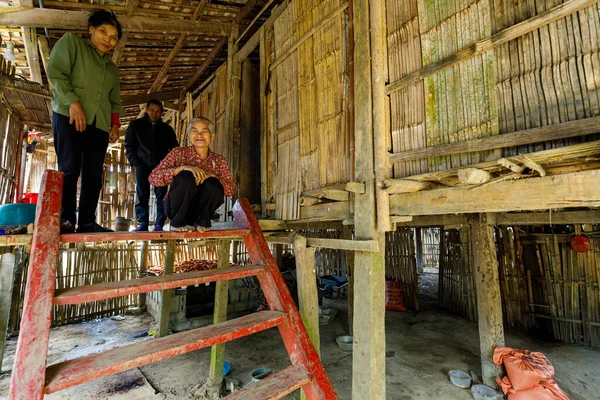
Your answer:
[1,273,599,399]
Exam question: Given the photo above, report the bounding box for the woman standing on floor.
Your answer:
[48,10,124,233]
[149,117,235,232]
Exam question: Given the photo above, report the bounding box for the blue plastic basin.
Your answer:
[0,204,36,227]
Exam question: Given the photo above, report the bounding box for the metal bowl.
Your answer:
[336,335,353,352]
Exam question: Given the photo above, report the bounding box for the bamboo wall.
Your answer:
[386,228,420,311]
[386,0,600,178]
[0,100,22,204]
[438,225,600,348]
[265,0,352,220]
[195,63,229,158]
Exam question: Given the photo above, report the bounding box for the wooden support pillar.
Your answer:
[352,0,386,396]
[293,235,319,400]
[207,240,232,390]
[158,240,176,337]
[471,214,504,387]
[294,236,320,352]
[21,27,42,84]
[225,23,240,165]
[259,26,268,216]
[343,225,354,335]
[415,228,424,274]
[0,252,16,371]
[138,241,149,308]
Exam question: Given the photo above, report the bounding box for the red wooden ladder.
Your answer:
[9,170,337,400]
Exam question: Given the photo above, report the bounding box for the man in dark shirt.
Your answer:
[125,99,179,231]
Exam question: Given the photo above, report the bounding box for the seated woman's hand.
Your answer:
[176,166,207,185]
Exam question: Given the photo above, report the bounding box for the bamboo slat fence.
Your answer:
[0,101,21,204]
[386,228,420,311]
[438,225,600,348]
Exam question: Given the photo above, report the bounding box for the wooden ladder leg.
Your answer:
[9,170,63,400]
[158,239,176,338]
[195,240,232,398]
[232,199,337,400]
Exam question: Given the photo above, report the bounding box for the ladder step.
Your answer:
[59,229,250,244]
[44,311,287,394]
[224,365,312,400]
[54,264,265,305]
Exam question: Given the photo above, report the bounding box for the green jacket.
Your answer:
[48,33,124,133]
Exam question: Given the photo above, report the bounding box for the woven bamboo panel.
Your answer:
[438,228,477,321]
[417,0,500,173]
[490,1,600,155]
[387,0,428,178]
[273,4,301,220]
[386,228,419,311]
[0,106,21,203]
[194,63,228,156]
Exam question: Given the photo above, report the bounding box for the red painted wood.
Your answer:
[233,199,338,400]
[224,365,311,400]
[9,170,63,400]
[54,264,266,305]
[44,311,286,394]
[60,229,250,243]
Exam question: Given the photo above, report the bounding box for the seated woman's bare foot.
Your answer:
[195,225,211,233]
[169,225,190,232]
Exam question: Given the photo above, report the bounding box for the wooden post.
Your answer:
[415,228,424,274]
[259,26,268,216]
[158,240,176,337]
[343,225,355,335]
[294,235,319,400]
[471,214,505,387]
[138,241,149,308]
[0,252,16,371]
[225,23,240,165]
[353,0,386,396]
[21,26,42,84]
[207,240,232,391]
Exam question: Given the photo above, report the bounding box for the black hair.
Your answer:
[88,10,122,39]
[147,99,164,111]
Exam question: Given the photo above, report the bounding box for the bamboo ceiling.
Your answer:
[0,0,280,124]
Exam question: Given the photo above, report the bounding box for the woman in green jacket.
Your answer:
[48,10,124,233]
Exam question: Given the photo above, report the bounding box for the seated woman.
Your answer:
[149,117,235,232]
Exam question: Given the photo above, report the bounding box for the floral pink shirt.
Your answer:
[148,146,235,196]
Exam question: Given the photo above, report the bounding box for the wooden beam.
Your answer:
[37,36,52,90]
[158,240,176,338]
[235,0,258,24]
[471,214,505,387]
[299,201,350,221]
[236,28,260,61]
[345,181,365,194]
[403,140,600,183]
[293,235,319,400]
[121,90,181,106]
[388,116,600,163]
[0,8,230,36]
[191,0,210,21]
[491,210,600,225]
[235,0,276,46]
[390,170,600,216]
[226,23,240,174]
[21,27,42,83]
[111,33,127,66]
[393,214,469,228]
[386,0,600,95]
[124,0,139,15]
[266,236,379,252]
[207,241,231,390]
[138,240,149,308]
[149,33,187,94]
[258,219,286,231]
[353,0,386,397]
[185,36,227,91]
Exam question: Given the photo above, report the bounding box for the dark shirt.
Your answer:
[124,114,179,168]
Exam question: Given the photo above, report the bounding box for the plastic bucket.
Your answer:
[115,217,131,232]
[19,193,39,204]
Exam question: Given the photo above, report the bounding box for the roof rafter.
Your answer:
[0,8,230,36]
[192,0,210,21]
[184,36,227,91]
[148,33,187,94]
